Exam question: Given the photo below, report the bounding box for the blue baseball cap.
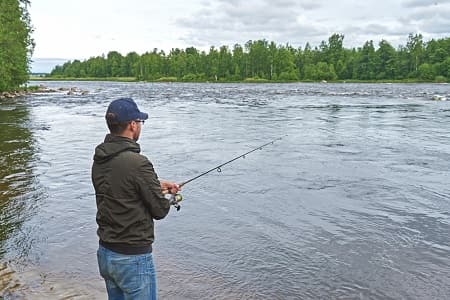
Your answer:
[106,98,148,123]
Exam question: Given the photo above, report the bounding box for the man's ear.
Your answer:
[128,121,136,132]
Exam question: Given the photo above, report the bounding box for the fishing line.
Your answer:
[166,135,286,210]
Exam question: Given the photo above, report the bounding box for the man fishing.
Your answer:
[91,97,180,299]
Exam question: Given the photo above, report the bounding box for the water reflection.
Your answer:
[0,99,41,294]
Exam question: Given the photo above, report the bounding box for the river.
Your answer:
[0,82,449,299]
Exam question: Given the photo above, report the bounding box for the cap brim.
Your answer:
[139,112,149,120]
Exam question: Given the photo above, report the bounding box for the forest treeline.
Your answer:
[0,0,33,92]
[50,34,450,82]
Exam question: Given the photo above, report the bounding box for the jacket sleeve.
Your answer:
[136,157,170,220]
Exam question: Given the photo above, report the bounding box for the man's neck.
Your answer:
[113,132,134,140]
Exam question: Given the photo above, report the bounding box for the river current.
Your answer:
[0,82,449,299]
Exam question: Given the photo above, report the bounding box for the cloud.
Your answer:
[343,22,413,37]
[175,0,450,50]
[175,0,328,48]
[216,0,321,10]
[31,0,450,59]
[399,4,450,35]
[422,19,450,33]
[402,0,450,8]
[407,5,450,20]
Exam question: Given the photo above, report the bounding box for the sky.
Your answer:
[29,0,450,72]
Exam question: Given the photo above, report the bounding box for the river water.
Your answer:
[0,82,449,299]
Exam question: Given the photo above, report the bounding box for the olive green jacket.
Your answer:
[91,134,170,253]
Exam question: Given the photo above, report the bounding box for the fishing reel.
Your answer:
[164,193,183,211]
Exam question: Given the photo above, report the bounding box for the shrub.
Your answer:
[434,76,448,83]
[181,73,197,81]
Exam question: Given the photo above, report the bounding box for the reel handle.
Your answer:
[164,193,183,211]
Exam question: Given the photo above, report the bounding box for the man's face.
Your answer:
[132,120,142,141]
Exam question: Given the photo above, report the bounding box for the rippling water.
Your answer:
[0,82,449,299]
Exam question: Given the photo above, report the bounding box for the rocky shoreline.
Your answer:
[0,90,29,99]
[0,85,89,99]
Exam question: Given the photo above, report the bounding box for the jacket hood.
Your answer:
[93,134,140,164]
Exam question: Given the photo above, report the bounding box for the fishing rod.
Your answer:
[165,136,286,210]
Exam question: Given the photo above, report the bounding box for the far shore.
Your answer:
[29,76,449,84]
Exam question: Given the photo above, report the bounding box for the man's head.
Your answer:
[105,98,148,141]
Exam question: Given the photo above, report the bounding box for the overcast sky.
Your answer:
[29,0,450,72]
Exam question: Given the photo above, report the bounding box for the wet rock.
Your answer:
[431,95,447,101]
[33,86,58,93]
[0,262,21,295]
[0,91,26,98]
[1,85,89,99]
[66,87,89,95]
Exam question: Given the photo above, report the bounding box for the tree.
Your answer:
[406,33,424,77]
[275,45,298,80]
[303,64,317,80]
[106,51,124,77]
[218,45,232,80]
[355,41,376,80]
[316,62,337,80]
[185,47,200,76]
[232,44,245,80]
[443,57,450,78]
[376,40,397,79]
[247,40,270,78]
[124,52,140,77]
[418,63,434,80]
[48,34,450,82]
[0,0,34,92]
[327,33,345,64]
[206,46,219,80]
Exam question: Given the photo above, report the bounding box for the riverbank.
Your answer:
[29,76,449,84]
[0,85,41,99]
[0,85,89,99]
[29,76,137,82]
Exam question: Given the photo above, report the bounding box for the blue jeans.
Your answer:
[97,245,157,300]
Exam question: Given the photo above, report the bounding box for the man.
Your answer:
[91,97,180,299]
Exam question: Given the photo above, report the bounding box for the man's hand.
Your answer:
[160,180,181,194]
